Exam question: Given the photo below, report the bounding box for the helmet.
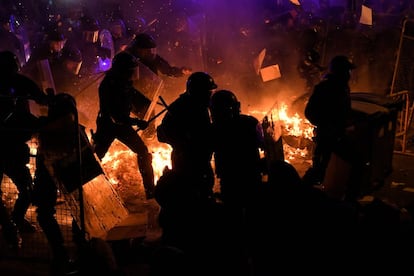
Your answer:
[131,33,157,49]
[61,46,82,63]
[0,50,20,74]
[81,16,100,43]
[81,16,100,31]
[186,71,217,93]
[210,90,240,120]
[48,93,77,119]
[329,55,356,73]
[111,51,138,71]
[61,46,82,75]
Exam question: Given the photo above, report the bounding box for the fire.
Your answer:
[95,102,314,197]
[276,102,314,140]
[251,101,314,163]
[150,143,173,182]
[100,140,172,186]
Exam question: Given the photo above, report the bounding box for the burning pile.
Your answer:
[101,101,315,203]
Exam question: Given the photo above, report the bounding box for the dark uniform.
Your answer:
[69,16,111,77]
[210,89,265,276]
[303,55,356,186]
[210,90,265,208]
[0,50,48,233]
[22,30,67,90]
[52,45,83,94]
[33,93,79,274]
[92,51,155,199]
[126,32,191,77]
[155,72,218,258]
[157,72,217,200]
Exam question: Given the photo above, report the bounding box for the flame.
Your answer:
[270,102,314,140]
[23,102,313,201]
[150,143,172,183]
[251,101,314,163]
[100,139,172,187]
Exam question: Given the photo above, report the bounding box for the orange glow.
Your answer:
[251,101,314,163]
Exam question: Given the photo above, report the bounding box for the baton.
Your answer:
[135,96,169,132]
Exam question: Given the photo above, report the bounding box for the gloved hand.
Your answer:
[132,118,149,130]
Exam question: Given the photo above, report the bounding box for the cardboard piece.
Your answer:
[360,5,372,26]
[260,64,282,82]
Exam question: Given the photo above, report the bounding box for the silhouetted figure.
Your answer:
[92,51,155,199]
[69,15,111,77]
[157,71,217,200]
[211,89,265,207]
[22,29,67,89]
[0,50,48,233]
[52,44,83,94]
[155,72,220,271]
[33,93,79,275]
[210,89,266,275]
[126,32,192,77]
[125,32,191,142]
[106,18,133,58]
[302,55,356,187]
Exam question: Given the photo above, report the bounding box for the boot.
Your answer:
[138,152,155,199]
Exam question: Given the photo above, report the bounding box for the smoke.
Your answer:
[13,0,405,118]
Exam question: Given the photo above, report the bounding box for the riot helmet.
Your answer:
[81,16,100,43]
[131,33,157,49]
[210,89,241,122]
[61,46,82,75]
[111,51,139,80]
[47,30,66,42]
[185,72,217,107]
[47,30,67,53]
[329,55,356,74]
[128,33,157,62]
[186,71,217,93]
[48,92,77,119]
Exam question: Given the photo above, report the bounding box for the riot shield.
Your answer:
[132,61,164,138]
[37,59,56,93]
[69,73,105,133]
[132,60,164,118]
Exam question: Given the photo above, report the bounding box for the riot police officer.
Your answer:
[92,51,155,199]
[0,50,48,233]
[303,55,356,187]
[210,89,265,208]
[157,71,217,200]
[126,32,191,77]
